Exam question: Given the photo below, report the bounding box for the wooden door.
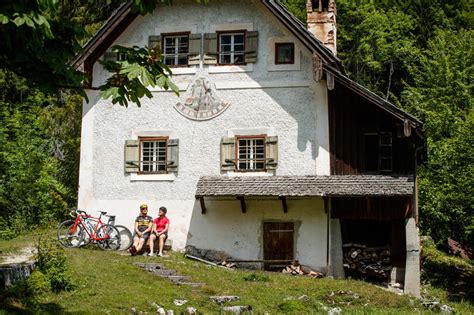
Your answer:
[263,222,294,271]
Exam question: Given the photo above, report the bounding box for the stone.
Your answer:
[130,307,138,314]
[404,218,421,297]
[210,295,240,305]
[166,310,174,315]
[221,305,252,314]
[185,307,197,314]
[173,299,187,306]
[327,307,342,315]
[298,295,310,302]
[329,219,345,279]
[157,308,166,315]
[440,304,454,314]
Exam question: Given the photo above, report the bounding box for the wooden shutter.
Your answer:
[103,51,117,61]
[220,137,236,171]
[204,33,218,65]
[245,31,258,63]
[188,33,202,65]
[124,140,140,173]
[265,136,278,170]
[148,35,162,53]
[166,139,179,173]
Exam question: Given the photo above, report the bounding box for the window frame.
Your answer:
[275,42,295,65]
[138,136,169,175]
[217,30,247,66]
[161,32,191,68]
[362,132,393,174]
[235,135,267,172]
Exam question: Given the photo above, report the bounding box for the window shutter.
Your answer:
[245,31,258,63]
[188,33,202,65]
[166,139,179,173]
[204,33,218,65]
[265,136,278,170]
[220,137,236,171]
[148,35,162,53]
[103,51,117,61]
[124,140,140,173]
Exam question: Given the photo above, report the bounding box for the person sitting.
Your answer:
[149,206,169,257]
[129,204,153,255]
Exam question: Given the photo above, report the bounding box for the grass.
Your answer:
[1,232,473,314]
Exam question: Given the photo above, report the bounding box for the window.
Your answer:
[139,138,167,174]
[163,34,189,66]
[275,43,295,64]
[363,132,393,173]
[237,136,266,171]
[218,32,245,65]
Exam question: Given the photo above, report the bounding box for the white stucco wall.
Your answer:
[78,0,330,269]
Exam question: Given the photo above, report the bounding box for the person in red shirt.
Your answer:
[149,206,169,257]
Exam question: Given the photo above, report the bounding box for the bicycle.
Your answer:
[104,214,133,251]
[57,209,121,250]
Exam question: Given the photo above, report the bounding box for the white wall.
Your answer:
[78,0,330,267]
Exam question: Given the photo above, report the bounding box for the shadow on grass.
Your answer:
[421,246,474,303]
[0,283,69,315]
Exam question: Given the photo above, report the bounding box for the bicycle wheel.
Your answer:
[57,220,84,248]
[114,225,133,251]
[96,224,121,250]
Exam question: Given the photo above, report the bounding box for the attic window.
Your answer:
[313,0,329,11]
[163,33,189,67]
[363,132,393,173]
[275,43,295,65]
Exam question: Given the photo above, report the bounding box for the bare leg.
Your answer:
[132,235,140,248]
[136,238,146,252]
[149,234,156,254]
[158,234,166,256]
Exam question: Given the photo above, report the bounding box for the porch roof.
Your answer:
[195,175,414,198]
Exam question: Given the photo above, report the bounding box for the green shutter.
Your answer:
[124,140,140,173]
[148,35,162,54]
[204,33,218,65]
[220,137,236,171]
[245,31,258,63]
[103,51,117,61]
[265,136,278,170]
[167,139,179,173]
[188,33,202,66]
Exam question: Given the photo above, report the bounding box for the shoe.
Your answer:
[157,253,163,257]
[128,245,137,256]
[147,252,154,257]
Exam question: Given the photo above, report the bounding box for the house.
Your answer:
[72,0,425,296]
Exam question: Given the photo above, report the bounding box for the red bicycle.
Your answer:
[57,209,121,250]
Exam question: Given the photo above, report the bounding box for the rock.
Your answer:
[185,307,197,314]
[210,295,240,305]
[157,307,166,315]
[440,304,454,314]
[173,299,187,306]
[166,310,174,315]
[327,307,342,315]
[298,295,310,302]
[130,307,138,314]
[221,305,252,314]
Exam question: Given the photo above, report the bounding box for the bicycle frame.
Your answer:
[70,212,111,241]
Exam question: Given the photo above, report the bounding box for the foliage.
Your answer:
[281,0,307,23]
[99,45,178,107]
[402,29,473,246]
[242,272,270,282]
[35,236,73,292]
[26,270,51,297]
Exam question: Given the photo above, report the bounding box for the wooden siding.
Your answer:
[328,81,416,175]
[331,197,412,221]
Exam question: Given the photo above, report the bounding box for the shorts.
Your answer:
[153,231,168,239]
[134,231,150,241]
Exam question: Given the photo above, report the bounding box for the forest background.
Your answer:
[0,0,472,248]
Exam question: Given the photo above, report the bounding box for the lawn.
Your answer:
[1,233,473,314]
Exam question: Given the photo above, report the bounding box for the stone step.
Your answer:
[168,275,191,283]
[177,282,205,287]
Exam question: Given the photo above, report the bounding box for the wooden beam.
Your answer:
[279,196,288,213]
[198,196,206,214]
[237,196,246,213]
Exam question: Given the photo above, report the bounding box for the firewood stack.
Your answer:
[281,261,324,278]
[217,261,236,268]
[342,243,392,280]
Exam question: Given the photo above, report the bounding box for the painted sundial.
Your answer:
[174,78,230,121]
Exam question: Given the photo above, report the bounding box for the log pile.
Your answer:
[281,261,324,278]
[342,243,392,280]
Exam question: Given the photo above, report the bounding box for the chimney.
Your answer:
[306,0,337,55]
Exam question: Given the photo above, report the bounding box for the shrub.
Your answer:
[35,236,73,292]
[27,270,51,297]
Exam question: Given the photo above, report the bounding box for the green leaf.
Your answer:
[13,16,25,26]
[0,14,9,24]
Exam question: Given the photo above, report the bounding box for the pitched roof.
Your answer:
[71,0,423,131]
[195,175,414,198]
